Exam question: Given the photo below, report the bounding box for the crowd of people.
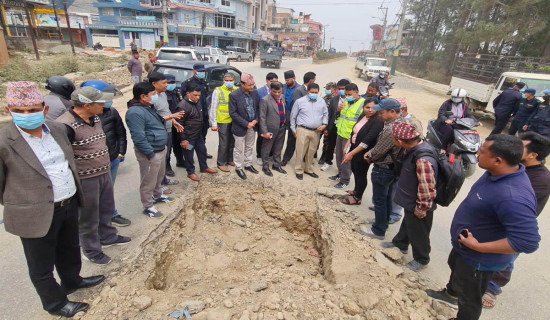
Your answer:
[0,57,549,320]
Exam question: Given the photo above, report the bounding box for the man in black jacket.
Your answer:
[175,85,218,181]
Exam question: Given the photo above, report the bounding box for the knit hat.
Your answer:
[5,81,43,107]
[71,87,115,104]
[395,97,407,109]
[284,70,295,79]
[392,121,419,140]
[241,72,255,85]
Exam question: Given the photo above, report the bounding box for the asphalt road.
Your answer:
[0,57,548,320]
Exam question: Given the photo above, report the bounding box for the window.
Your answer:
[101,8,114,16]
[215,14,235,29]
[157,50,194,61]
[154,66,193,83]
[150,0,160,6]
[199,0,211,3]
[222,0,230,6]
[184,14,190,24]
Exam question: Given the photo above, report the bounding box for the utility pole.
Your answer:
[52,0,63,42]
[390,0,407,75]
[162,0,168,46]
[322,24,329,50]
[379,5,388,50]
[63,0,76,55]
[200,13,206,46]
[23,0,39,60]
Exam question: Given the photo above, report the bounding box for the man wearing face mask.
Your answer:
[523,89,550,138]
[435,88,476,152]
[1,82,105,317]
[255,72,279,166]
[44,76,75,121]
[509,88,538,136]
[330,83,365,189]
[181,63,212,158]
[370,71,390,88]
[210,73,238,172]
[290,83,328,180]
[126,82,173,219]
[57,87,131,265]
[259,81,288,176]
[165,74,185,170]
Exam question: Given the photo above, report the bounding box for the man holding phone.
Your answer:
[258,81,287,176]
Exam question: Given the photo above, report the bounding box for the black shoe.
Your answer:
[111,215,131,227]
[245,166,259,174]
[318,159,325,165]
[281,160,288,166]
[263,167,273,176]
[165,167,175,177]
[175,162,185,168]
[425,288,458,308]
[236,169,247,180]
[206,153,213,159]
[304,172,319,178]
[272,166,287,174]
[296,173,303,180]
[49,301,89,317]
[63,275,105,295]
[328,175,340,181]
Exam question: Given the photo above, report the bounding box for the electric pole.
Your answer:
[390,0,407,75]
[63,0,76,55]
[322,24,329,50]
[162,0,168,46]
[52,0,63,42]
[23,0,39,60]
[379,5,388,51]
[200,13,206,46]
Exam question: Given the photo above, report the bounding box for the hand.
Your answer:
[173,121,184,133]
[522,125,528,131]
[445,120,452,125]
[171,111,185,120]
[323,130,328,136]
[337,103,345,111]
[458,229,480,251]
[341,152,353,164]
[316,125,326,132]
[180,140,189,150]
[261,133,272,139]
[211,126,218,132]
[247,122,255,129]
[478,122,483,127]
[117,154,124,159]
[251,120,258,126]
[293,131,297,138]
[414,208,427,219]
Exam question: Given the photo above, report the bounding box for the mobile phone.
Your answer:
[345,144,351,154]
[187,143,194,151]
[269,132,273,138]
[459,229,469,240]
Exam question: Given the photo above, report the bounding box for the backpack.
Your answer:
[412,149,465,207]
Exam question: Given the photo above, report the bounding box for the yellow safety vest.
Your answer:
[216,85,235,124]
[336,97,365,139]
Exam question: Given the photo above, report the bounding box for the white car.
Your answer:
[225,46,252,62]
[155,47,206,64]
[195,47,229,65]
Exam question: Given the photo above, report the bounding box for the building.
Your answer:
[274,10,322,54]
[370,23,414,56]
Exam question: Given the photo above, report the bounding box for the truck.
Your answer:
[260,47,283,69]
[449,54,550,114]
[355,53,389,80]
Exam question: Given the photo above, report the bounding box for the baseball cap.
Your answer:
[193,63,205,72]
[515,82,526,89]
[71,87,115,104]
[524,88,536,95]
[372,98,401,111]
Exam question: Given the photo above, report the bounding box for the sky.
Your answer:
[275,0,403,53]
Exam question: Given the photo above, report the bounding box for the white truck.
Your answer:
[355,54,389,80]
[449,54,550,114]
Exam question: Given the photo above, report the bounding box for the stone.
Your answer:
[409,313,423,320]
[240,310,251,320]
[316,187,348,199]
[325,299,338,310]
[231,217,247,227]
[246,220,253,228]
[249,281,269,292]
[181,300,206,314]
[234,242,250,252]
[381,247,404,262]
[229,288,242,296]
[223,299,234,308]
[133,295,152,311]
[342,299,362,316]
[277,311,285,319]
[358,293,379,310]
[365,309,388,320]
[375,251,403,278]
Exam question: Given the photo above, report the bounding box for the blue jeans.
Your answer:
[109,158,121,217]
[371,165,396,236]
[390,181,403,221]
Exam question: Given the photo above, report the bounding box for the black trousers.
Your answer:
[446,249,494,320]
[491,109,512,135]
[172,127,184,165]
[351,150,370,199]
[283,127,297,162]
[182,137,208,174]
[256,133,263,159]
[320,126,337,164]
[20,199,82,312]
[392,209,434,265]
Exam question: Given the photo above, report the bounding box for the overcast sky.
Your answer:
[275,0,402,53]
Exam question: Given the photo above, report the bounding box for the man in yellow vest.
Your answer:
[329,83,365,188]
[210,73,237,172]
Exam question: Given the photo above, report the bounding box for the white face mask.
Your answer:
[451,97,463,103]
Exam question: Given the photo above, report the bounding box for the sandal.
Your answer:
[160,186,172,194]
[341,196,362,205]
[164,179,179,186]
[346,190,356,196]
[482,292,496,309]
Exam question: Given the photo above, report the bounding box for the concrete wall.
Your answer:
[0,27,9,66]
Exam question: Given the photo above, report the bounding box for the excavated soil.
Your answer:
[79,176,455,320]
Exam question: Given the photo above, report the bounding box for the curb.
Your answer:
[313,56,347,64]
[396,71,449,96]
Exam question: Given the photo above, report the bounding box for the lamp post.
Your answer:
[329,37,334,50]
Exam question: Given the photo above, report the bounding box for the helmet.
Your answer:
[45,76,75,100]
[451,88,467,103]
[379,71,386,77]
[542,89,550,95]
[81,79,122,96]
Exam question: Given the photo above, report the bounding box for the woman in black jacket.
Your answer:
[340,98,384,205]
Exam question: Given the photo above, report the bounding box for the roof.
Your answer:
[501,72,550,80]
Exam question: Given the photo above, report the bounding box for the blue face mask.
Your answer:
[345,96,355,102]
[150,94,159,104]
[196,72,206,79]
[104,101,113,108]
[225,81,234,89]
[308,93,318,101]
[338,90,345,96]
[325,89,332,95]
[12,109,45,130]
[166,84,176,91]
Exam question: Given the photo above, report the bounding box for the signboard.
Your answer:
[136,16,156,21]
[36,13,59,27]
[290,19,298,24]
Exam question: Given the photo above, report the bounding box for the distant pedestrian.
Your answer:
[44,76,75,120]
[252,49,256,62]
[128,50,143,84]
[144,52,155,74]
[130,39,137,51]
[491,82,524,135]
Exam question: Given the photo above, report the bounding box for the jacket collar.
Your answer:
[485,164,525,182]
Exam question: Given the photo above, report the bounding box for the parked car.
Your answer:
[194,47,229,65]
[155,47,206,64]
[225,46,252,62]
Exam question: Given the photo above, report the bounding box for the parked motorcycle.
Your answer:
[425,116,481,177]
[93,42,103,50]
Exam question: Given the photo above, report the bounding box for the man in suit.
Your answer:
[255,72,279,165]
[259,81,288,176]
[0,82,105,317]
[229,73,260,180]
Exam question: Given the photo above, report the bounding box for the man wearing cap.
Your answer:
[57,87,131,265]
[165,73,185,170]
[361,98,403,240]
[128,50,143,84]
[229,73,260,180]
[523,89,550,138]
[491,82,524,135]
[380,121,438,272]
[1,82,105,317]
[181,63,212,158]
[281,70,299,166]
[509,88,539,136]
[210,73,238,172]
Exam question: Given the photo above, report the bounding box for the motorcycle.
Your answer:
[93,42,103,50]
[378,83,394,100]
[425,116,481,177]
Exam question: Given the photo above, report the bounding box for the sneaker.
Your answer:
[83,253,111,265]
[406,260,427,272]
[153,195,175,203]
[257,157,263,166]
[143,206,164,219]
[111,215,131,227]
[101,235,131,248]
[368,206,375,211]
[389,217,401,224]
[334,182,348,189]
[359,225,385,240]
[328,175,340,181]
[426,288,458,308]
[381,242,408,254]
[320,163,330,171]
